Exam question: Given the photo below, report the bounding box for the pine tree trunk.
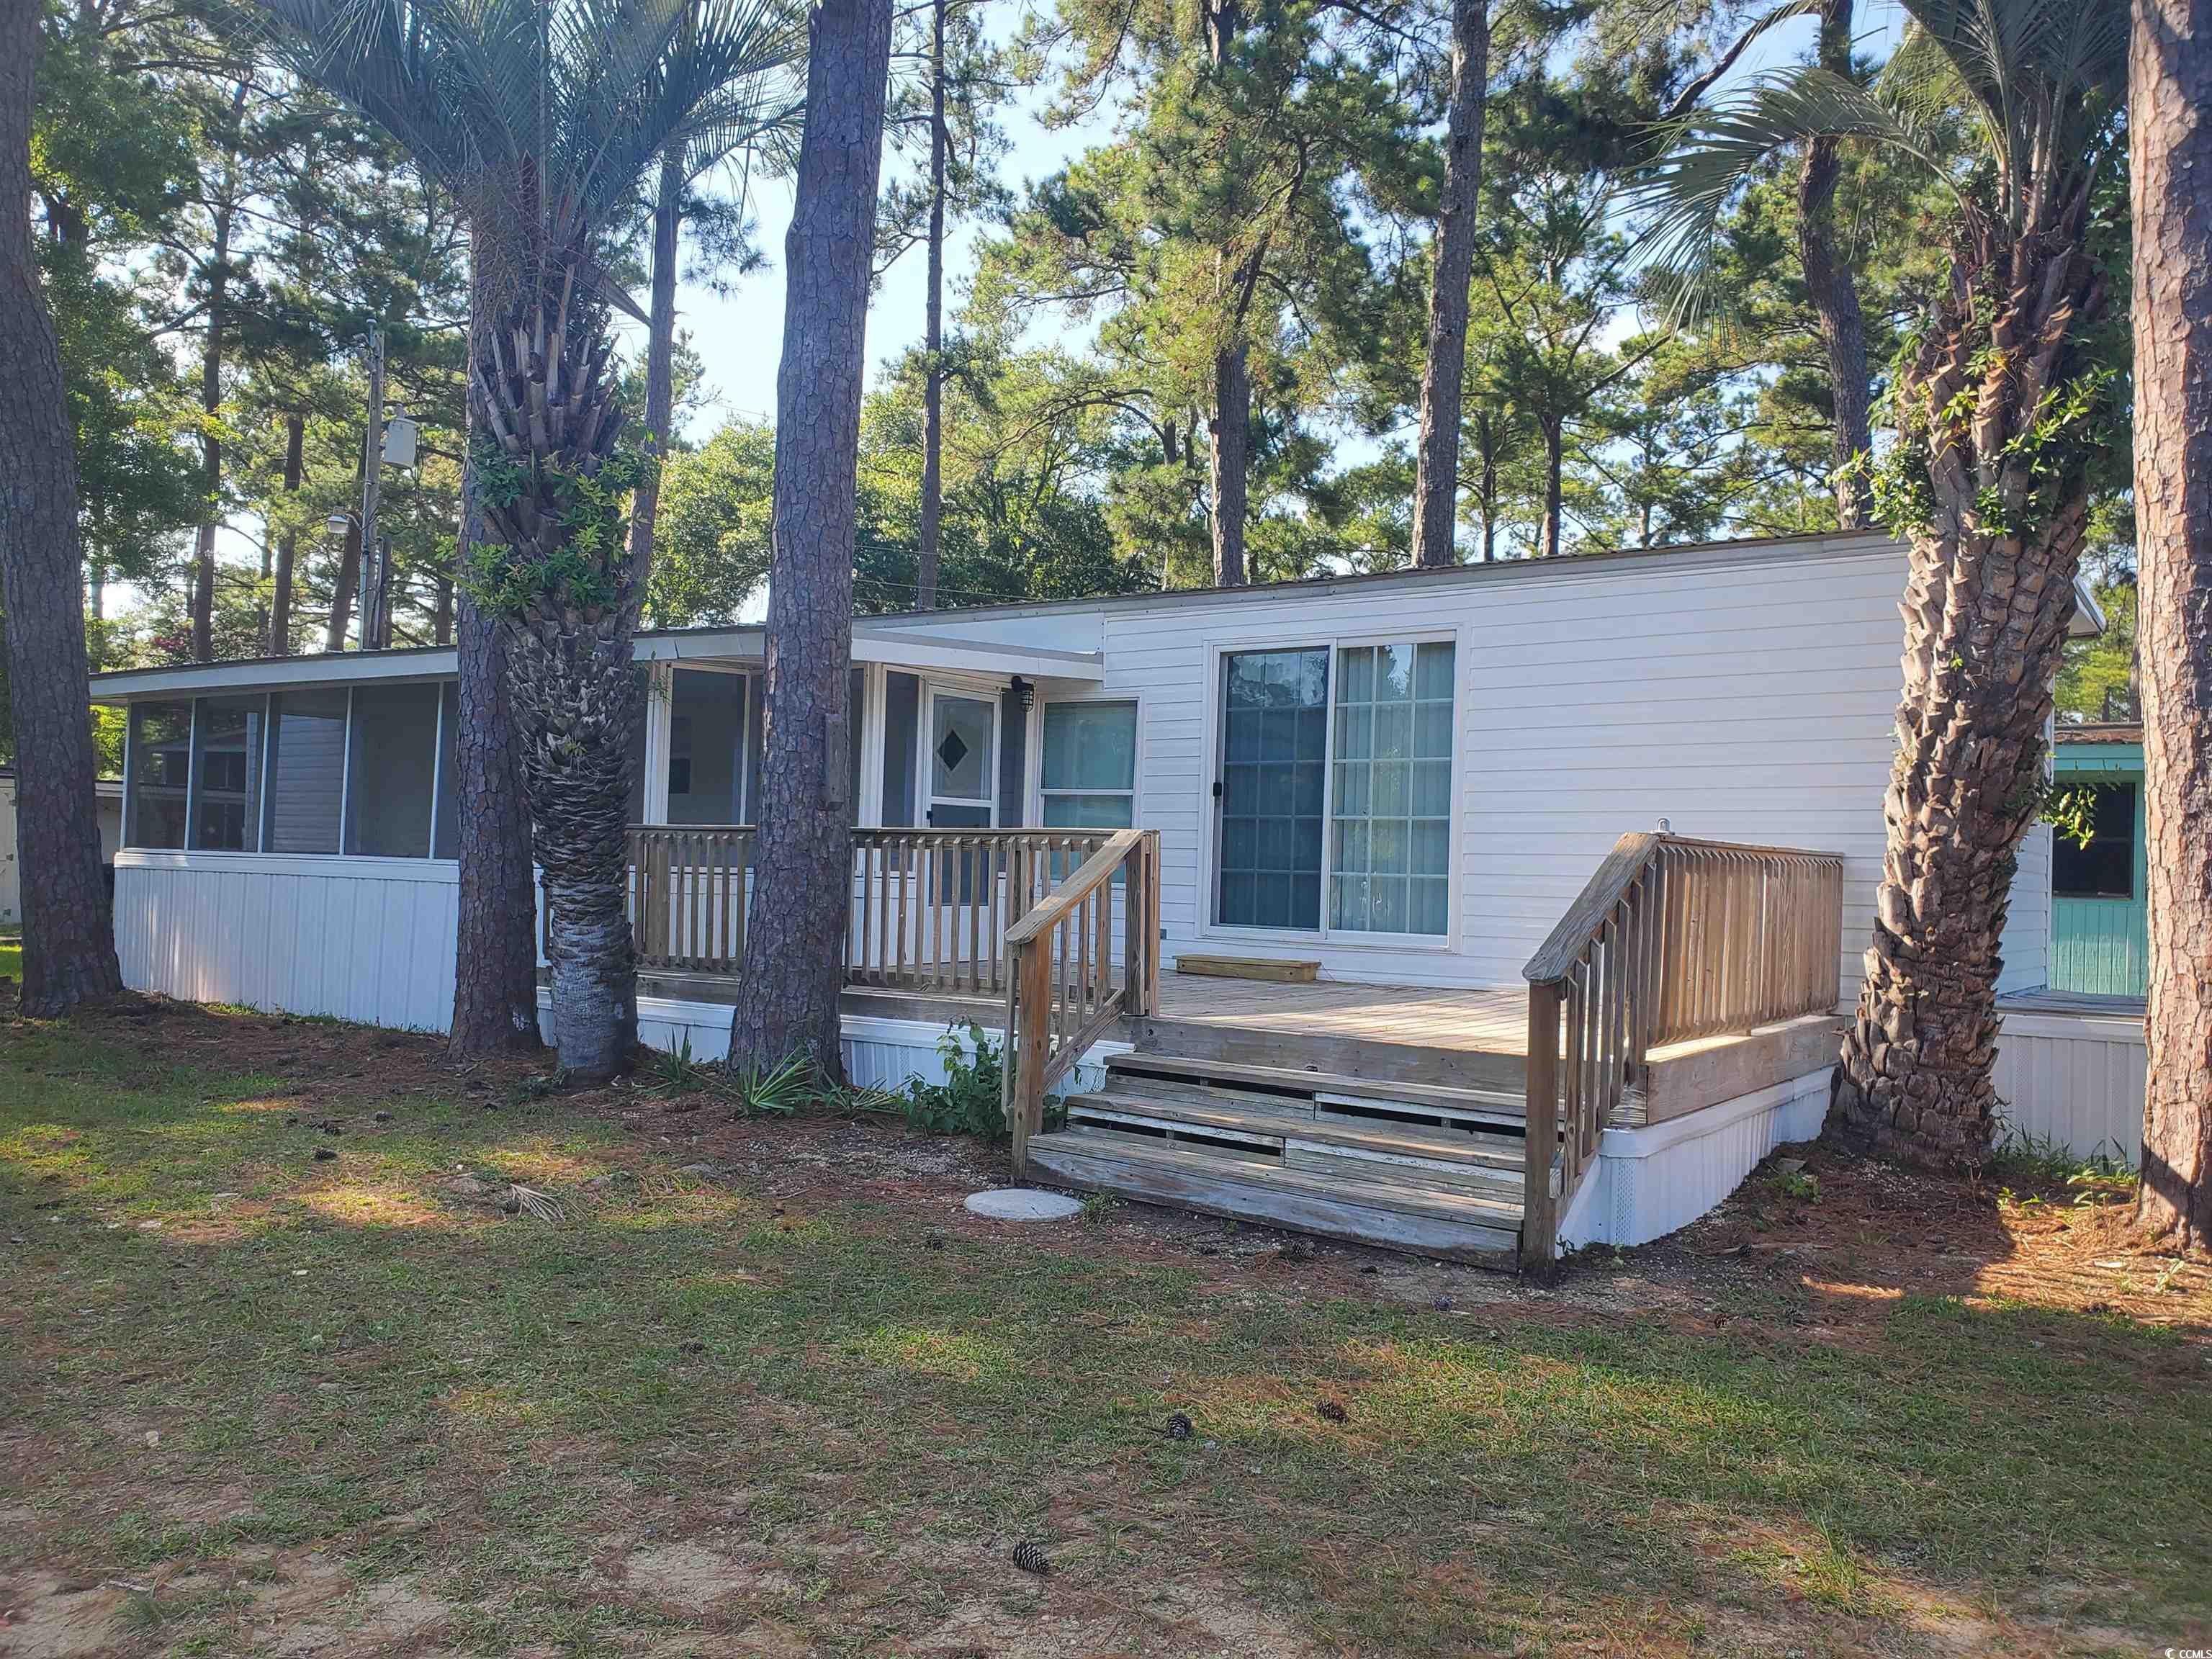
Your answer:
[2130,0,2212,1249]
[1538,418,1563,559]
[448,255,543,1061]
[916,0,948,609]
[627,151,683,604]
[1408,0,1488,569]
[270,410,302,655]
[325,453,363,652]
[1210,345,1250,586]
[1832,217,2107,1169]
[0,9,121,1015]
[1797,0,1874,529]
[727,0,894,1075]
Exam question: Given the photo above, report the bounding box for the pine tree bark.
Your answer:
[269,410,302,655]
[325,451,364,652]
[448,256,542,1061]
[0,9,122,1015]
[627,150,683,604]
[727,0,893,1075]
[1797,0,1874,529]
[915,0,948,609]
[2129,0,2212,1249]
[1831,207,2107,1169]
[1210,345,1250,586]
[1537,416,1564,559]
[1408,0,1488,569]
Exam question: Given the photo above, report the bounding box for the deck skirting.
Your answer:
[1559,1067,1831,1250]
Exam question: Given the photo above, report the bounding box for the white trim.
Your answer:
[642,662,674,823]
[183,696,203,849]
[852,629,1105,682]
[427,683,446,856]
[337,687,355,853]
[114,848,458,883]
[94,648,460,701]
[857,663,886,827]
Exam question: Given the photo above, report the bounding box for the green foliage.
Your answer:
[900,1024,1010,1141]
[2058,577,2138,723]
[462,441,651,617]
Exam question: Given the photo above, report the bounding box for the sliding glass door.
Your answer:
[1215,648,1329,930]
[1213,638,1456,940]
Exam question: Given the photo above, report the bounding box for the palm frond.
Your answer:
[1618,67,1958,319]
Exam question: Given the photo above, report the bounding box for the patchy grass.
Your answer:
[0,998,2207,1657]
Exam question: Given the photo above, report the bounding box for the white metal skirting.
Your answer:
[1992,1011,2146,1166]
[1559,1069,1832,1251]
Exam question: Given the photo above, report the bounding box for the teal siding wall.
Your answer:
[2050,739,2146,997]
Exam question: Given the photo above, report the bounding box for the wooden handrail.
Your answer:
[1003,830,1144,946]
[1002,827,1161,1175]
[1519,832,1845,1267]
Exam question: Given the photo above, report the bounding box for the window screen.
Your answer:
[345,683,439,857]
[265,690,349,854]
[190,696,264,852]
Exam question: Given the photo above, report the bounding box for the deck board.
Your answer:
[1148,975,1531,1055]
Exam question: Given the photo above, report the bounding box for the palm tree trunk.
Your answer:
[270,410,302,655]
[916,0,948,609]
[449,254,545,1061]
[475,269,643,1082]
[1797,0,1874,528]
[0,8,122,1015]
[2130,0,2212,1249]
[727,0,894,1074]
[1832,220,2107,1168]
[627,150,683,603]
[1409,0,1488,569]
[1210,344,1250,586]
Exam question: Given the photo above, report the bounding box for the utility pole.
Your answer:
[358,323,387,649]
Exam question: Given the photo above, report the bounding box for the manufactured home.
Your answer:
[89,529,2140,1264]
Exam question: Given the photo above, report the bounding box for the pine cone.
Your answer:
[1010,1539,1050,1575]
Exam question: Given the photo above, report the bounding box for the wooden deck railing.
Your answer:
[1002,828,1162,1175]
[1520,833,1845,1263]
[846,828,1115,994]
[570,825,1127,989]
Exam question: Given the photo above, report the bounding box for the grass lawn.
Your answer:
[1,997,2207,1658]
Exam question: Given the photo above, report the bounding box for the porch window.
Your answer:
[344,683,439,858]
[1329,642,1454,936]
[433,683,460,860]
[2054,782,2136,899]
[189,696,265,853]
[125,701,193,849]
[264,689,349,854]
[1040,701,1137,829]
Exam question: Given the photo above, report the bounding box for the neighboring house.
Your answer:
[2049,725,2147,997]
[0,769,124,925]
[86,529,2132,1262]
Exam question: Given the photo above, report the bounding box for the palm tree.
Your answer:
[253,0,806,1079]
[1627,0,2129,1169]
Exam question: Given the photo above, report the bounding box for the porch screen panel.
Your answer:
[667,669,743,824]
[1217,649,1327,930]
[880,671,920,826]
[344,683,439,858]
[850,667,868,824]
[1330,641,1454,936]
[189,696,264,852]
[125,701,192,849]
[264,690,348,853]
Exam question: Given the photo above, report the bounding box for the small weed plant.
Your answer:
[902,1024,1009,1141]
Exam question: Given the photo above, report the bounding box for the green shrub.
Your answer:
[902,1024,1009,1141]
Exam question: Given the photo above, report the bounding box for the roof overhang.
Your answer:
[850,626,1104,682]
[2069,576,2105,639]
[90,647,459,701]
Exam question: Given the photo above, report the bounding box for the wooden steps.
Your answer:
[1028,1048,1535,1267]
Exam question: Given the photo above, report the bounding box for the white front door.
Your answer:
[924,688,997,830]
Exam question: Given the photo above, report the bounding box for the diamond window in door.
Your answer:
[1217,648,1328,930]
[930,693,993,806]
[1331,641,1455,935]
